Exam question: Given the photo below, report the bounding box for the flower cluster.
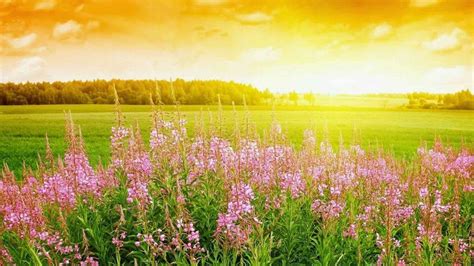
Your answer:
[280,171,306,199]
[216,183,259,248]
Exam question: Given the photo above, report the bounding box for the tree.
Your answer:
[288,91,298,106]
[0,79,273,105]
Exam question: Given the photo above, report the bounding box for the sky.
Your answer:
[0,0,473,93]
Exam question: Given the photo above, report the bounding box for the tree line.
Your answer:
[407,89,474,110]
[0,79,274,105]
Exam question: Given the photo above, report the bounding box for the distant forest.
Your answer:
[0,79,273,105]
[1,80,473,109]
[406,89,474,110]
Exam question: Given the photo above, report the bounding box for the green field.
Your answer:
[1,104,473,174]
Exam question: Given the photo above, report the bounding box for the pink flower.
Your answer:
[0,177,46,238]
[80,256,99,266]
[112,237,124,248]
[397,259,406,266]
[39,174,76,209]
[215,183,258,248]
[419,187,428,198]
[343,224,357,239]
[280,172,306,199]
[312,199,345,220]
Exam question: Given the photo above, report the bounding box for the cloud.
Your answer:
[235,12,272,25]
[241,47,280,63]
[34,0,56,10]
[194,27,227,38]
[410,0,439,7]
[6,56,47,82]
[371,23,393,39]
[1,33,41,56]
[424,66,469,85]
[53,20,83,40]
[6,33,37,49]
[194,0,229,6]
[423,28,467,53]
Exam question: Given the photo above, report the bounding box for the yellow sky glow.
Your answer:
[1,0,473,93]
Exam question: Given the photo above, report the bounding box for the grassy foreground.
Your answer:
[0,103,472,265]
[0,104,473,174]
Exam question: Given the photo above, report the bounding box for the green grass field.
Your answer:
[1,104,473,174]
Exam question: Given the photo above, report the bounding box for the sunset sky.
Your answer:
[0,0,473,93]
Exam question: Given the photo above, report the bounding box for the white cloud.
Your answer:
[5,56,47,82]
[410,0,439,7]
[6,33,37,49]
[235,12,273,25]
[241,47,280,63]
[371,23,393,39]
[424,66,469,85]
[35,0,56,10]
[53,20,82,39]
[423,28,467,52]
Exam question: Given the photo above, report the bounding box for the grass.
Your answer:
[0,104,473,174]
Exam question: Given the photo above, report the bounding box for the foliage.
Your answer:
[407,90,474,110]
[0,79,271,105]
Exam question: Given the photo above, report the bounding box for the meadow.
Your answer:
[0,101,473,174]
[0,99,472,265]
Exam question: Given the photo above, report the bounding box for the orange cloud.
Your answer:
[410,0,439,7]
[53,20,83,40]
[194,0,230,6]
[6,33,37,49]
[34,0,56,11]
[371,23,393,39]
[235,11,273,25]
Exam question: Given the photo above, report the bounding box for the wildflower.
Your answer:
[419,187,428,198]
[416,223,441,244]
[63,150,101,197]
[397,259,406,266]
[343,223,357,239]
[150,129,167,149]
[280,172,306,199]
[311,199,345,220]
[393,238,401,248]
[0,177,46,238]
[449,238,469,253]
[127,179,151,206]
[80,256,99,266]
[111,126,130,168]
[215,183,258,248]
[39,174,76,210]
[0,247,14,264]
[177,219,184,229]
[112,237,124,248]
